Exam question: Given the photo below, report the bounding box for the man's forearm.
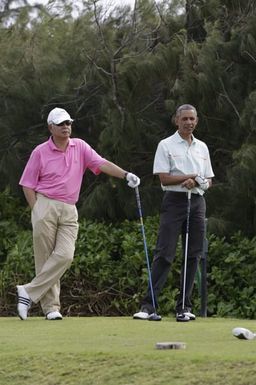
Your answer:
[22,187,37,209]
[159,173,197,186]
[99,161,127,179]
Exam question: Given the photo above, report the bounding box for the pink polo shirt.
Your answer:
[19,137,107,204]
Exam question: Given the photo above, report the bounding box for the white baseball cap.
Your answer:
[47,107,74,125]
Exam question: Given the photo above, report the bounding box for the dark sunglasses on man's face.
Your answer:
[55,120,72,127]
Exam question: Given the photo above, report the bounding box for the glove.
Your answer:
[195,175,209,191]
[125,172,140,188]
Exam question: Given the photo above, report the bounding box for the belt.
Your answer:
[166,191,200,196]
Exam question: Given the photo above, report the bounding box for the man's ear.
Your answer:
[174,115,179,126]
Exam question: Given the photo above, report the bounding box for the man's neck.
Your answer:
[52,136,69,151]
[178,131,193,145]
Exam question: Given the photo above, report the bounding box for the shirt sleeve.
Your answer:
[83,141,107,175]
[153,141,170,174]
[204,146,215,178]
[19,149,41,189]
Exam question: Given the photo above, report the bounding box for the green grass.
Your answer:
[0,316,256,385]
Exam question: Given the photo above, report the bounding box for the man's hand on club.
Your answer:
[195,175,209,191]
[126,172,140,188]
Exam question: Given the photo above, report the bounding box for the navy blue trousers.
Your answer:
[141,191,206,313]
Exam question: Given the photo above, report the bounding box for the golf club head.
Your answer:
[148,313,162,321]
[232,327,256,340]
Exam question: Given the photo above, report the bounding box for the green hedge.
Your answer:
[1,210,256,319]
[206,233,256,318]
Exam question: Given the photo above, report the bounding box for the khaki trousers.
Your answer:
[25,194,79,315]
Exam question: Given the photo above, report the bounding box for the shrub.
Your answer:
[0,188,30,266]
[1,213,256,319]
[207,232,256,318]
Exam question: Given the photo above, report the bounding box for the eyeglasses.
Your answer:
[55,120,72,127]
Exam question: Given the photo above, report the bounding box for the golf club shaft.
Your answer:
[182,190,192,311]
[135,186,157,313]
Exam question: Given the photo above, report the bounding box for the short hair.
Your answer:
[175,104,197,117]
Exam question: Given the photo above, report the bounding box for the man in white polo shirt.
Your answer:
[133,104,214,322]
[17,107,140,320]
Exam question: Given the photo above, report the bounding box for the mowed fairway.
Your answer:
[0,316,256,385]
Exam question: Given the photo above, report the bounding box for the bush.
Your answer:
[0,230,34,316]
[1,213,256,319]
[207,233,256,318]
[0,188,30,266]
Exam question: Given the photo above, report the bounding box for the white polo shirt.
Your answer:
[153,131,214,195]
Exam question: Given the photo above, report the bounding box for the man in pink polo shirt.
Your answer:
[17,107,140,320]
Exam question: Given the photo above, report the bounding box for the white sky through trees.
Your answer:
[27,0,137,9]
[23,0,138,22]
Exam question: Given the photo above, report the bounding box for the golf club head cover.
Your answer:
[195,175,209,191]
[126,172,140,188]
[232,327,255,340]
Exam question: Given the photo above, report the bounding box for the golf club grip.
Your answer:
[185,191,191,233]
[135,186,146,235]
[135,186,142,216]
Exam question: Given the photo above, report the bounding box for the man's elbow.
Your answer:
[207,178,212,188]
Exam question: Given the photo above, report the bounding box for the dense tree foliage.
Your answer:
[0,0,255,236]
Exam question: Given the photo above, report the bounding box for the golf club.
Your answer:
[232,327,256,340]
[135,186,161,321]
[182,190,192,311]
